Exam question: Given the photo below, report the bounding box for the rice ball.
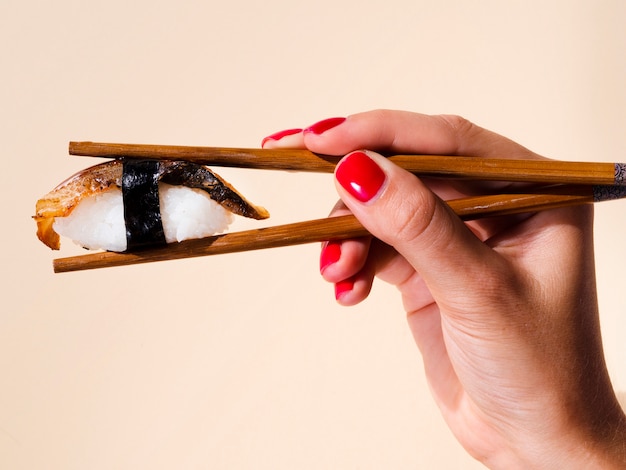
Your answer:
[53,184,234,251]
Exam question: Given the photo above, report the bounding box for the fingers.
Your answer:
[262,110,540,160]
[319,204,368,282]
[333,150,507,307]
[318,201,374,305]
[318,201,413,306]
[259,110,529,306]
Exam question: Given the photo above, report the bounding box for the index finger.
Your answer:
[302,110,543,161]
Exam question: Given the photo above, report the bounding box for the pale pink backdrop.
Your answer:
[1,1,624,468]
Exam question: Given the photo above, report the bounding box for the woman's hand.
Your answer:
[262,110,626,468]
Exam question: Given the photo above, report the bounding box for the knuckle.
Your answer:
[387,189,440,246]
[439,114,474,133]
[437,114,480,150]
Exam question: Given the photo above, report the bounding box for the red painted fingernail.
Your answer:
[261,128,302,147]
[303,117,346,135]
[334,278,354,301]
[320,241,341,273]
[335,151,386,202]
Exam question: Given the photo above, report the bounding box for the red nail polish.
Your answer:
[303,117,346,135]
[334,278,354,300]
[335,152,386,202]
[261,128,302,147]
[320,241,341,273]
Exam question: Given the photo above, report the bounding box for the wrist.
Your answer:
[496,401,626,469]
[561,408,626,469]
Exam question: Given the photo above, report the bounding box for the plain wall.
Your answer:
[1,0,624,468]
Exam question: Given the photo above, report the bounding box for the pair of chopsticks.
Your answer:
[52,142,626,273]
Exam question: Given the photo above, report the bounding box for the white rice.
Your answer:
[53,183,234,251]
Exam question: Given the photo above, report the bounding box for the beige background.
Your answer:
[1,0,624,468]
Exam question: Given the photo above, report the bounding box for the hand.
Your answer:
[262,110,626,469]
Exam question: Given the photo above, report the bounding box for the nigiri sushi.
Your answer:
[34,159,269,252]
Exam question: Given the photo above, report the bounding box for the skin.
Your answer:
[262,110,626,468]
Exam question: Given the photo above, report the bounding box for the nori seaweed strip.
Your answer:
[122,160,166,250]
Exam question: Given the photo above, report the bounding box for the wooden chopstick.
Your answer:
[69,141,626,186]
[53,184,619,273]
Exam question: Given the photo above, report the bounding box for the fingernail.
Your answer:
[335,278,354,301]
[320,241,341,273]
[261,128,302,147]
[335,151,386,202]
[303,117,346,135]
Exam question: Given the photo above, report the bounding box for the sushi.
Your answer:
[34,159,269,252]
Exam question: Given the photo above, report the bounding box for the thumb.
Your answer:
[334,150,506,306]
